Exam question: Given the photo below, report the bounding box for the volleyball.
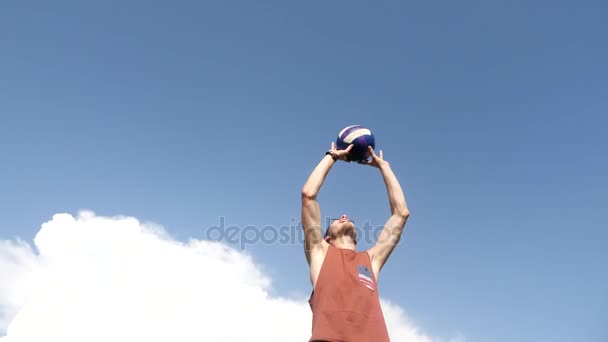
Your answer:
[336,125,375,162]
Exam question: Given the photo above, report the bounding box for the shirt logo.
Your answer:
[358,265,375,291]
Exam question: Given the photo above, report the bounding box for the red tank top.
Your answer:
[309,245,390,342]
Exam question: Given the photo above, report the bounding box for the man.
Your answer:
[301,143,410,342]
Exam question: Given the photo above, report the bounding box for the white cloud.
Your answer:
[0,212,438,342]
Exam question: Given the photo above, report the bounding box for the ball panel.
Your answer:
[339,125,364,140]
[342,128,372,144]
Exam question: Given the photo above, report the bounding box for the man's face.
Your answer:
[325,214,357,244]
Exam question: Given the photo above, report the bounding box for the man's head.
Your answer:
[324,214,357,245]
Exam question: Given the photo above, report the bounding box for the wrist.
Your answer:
[325,151,338,162]
[377,160,390,169]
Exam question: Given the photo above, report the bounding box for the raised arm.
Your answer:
[301,143,352,265]
[364,147,410,278]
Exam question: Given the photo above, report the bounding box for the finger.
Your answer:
[368,146,377,158]
[345,144,354,152]
[331,141,335,150]
[379,150,383,159]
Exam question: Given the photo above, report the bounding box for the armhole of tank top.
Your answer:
[312,244,333,293]
[361,250,379,284]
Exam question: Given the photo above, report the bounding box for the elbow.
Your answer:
[396,208,410,221]
[301,188,317,201]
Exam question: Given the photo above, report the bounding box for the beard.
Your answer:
[331,225,357,244]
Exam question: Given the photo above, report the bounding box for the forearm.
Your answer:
[379,163,409,217]
[302,154,335,199]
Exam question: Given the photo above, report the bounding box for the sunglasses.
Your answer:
[324,217,356,238]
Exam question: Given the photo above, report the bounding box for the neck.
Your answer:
[331,237,356,251]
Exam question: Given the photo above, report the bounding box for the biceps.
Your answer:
[301,198,321,229]
[374,230,400,259]
[378,226,403,247]
[371,222,405,268]
[302,199,324,253]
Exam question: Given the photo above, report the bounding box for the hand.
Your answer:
[329,142,354,162]
[359,146,388,168]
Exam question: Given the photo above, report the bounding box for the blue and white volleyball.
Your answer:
[336,125,375,161]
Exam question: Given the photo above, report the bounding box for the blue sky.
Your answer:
[1,0,607,341]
